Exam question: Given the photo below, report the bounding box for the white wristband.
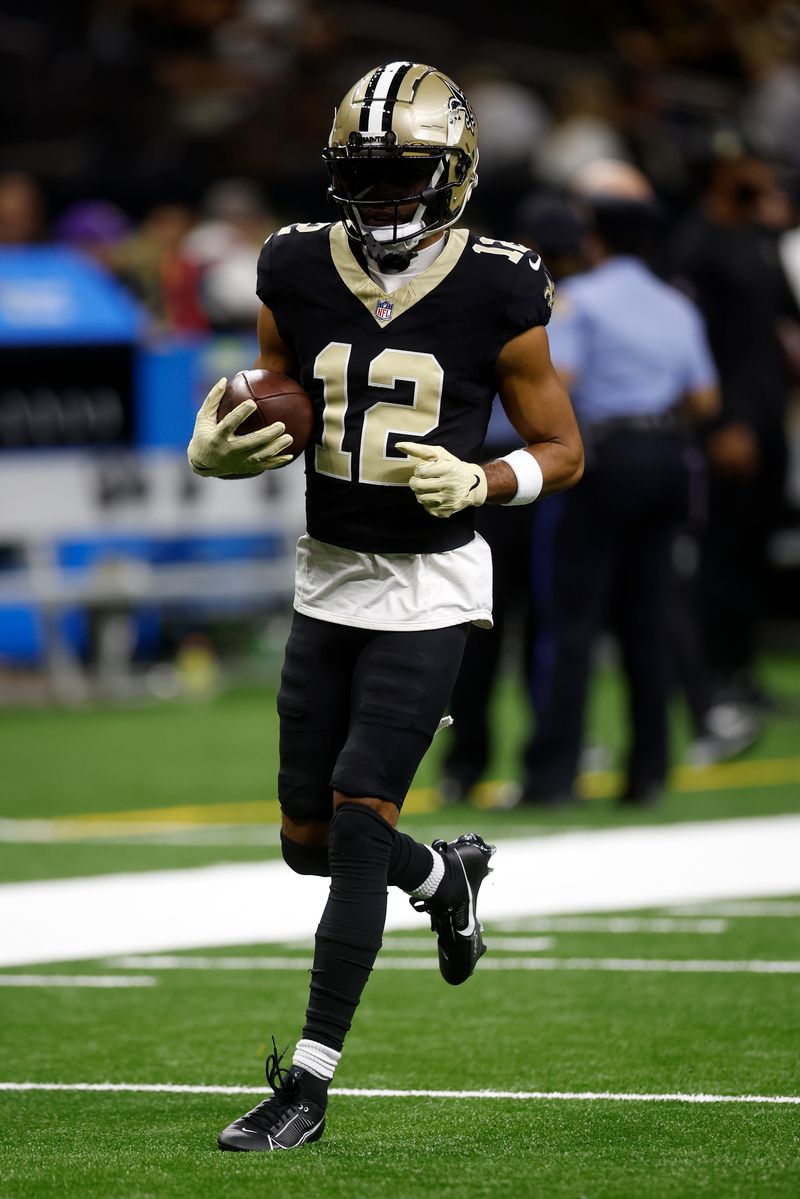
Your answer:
[499,449,544,506]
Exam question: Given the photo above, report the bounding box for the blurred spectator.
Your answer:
[53,200,132,272]
[739,19,800,168]
[470,76,550,178]
[465,71,550,230]
[184,177,276,329]
[440,194,587,805]
[534,73,629,189]
[0,173,45,244]
[672,153,799,708]
[512,192,587,280]
[522,165,719,807]
[119,203,208,333]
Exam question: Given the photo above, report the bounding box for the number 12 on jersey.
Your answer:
[313,342,444,486]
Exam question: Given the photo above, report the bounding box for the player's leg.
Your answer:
[219,612,356,1152]
[274,611,357,877]
[296,626,469,1076]
[300,624,493,1068]
[219,622,492,1153]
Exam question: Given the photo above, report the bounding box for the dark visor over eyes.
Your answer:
[332,156,443,199]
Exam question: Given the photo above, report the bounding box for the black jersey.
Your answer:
[256,221,553,554]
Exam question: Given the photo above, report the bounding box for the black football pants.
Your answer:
[525,429,690,798]
[443,503,535,791]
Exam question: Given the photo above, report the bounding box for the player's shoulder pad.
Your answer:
[258,221,333,274]
[257,222,333,304]
[467,233,553,297]
[466,232,555,328]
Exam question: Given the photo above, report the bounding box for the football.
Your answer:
[216,369,313,461]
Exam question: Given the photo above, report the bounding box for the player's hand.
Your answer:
[397,441,488,518]
[187,377,295,477]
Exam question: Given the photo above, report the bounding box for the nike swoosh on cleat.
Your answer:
[455,852,476,938]
[529,255,541,270]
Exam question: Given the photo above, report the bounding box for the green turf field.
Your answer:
[2,909,799,1198]
[1,659,799,1196]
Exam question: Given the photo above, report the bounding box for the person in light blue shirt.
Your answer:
[522,180,719,807]
[549,255,718,431]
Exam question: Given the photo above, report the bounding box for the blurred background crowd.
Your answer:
[7,0,800,328]
[1,0,799,803]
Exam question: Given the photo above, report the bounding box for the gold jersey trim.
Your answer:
[328,223,469,328]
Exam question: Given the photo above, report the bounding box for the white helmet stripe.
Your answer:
[364,61,410,134]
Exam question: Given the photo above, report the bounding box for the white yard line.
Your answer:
[0,975,156,988]
[492,917,729,934]
[0,1081,797,1105]
[668,901,800,917]
[284,936,555,952]
[108,953,800,975]
[1,814,798,967]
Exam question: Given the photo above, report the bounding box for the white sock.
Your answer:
[292,1038,341,1081]
[409,844,445,899]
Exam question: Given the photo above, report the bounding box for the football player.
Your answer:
[188,62,583,1153]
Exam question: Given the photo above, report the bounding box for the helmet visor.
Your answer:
[329,155,444,227]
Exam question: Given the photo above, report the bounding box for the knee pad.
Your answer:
[280,831,330,877]
[328,802,395,864]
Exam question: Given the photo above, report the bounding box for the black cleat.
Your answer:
[218,1040,327,1152]
[410,832,495,985]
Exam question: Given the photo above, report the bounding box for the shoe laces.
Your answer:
[243,1037,299,1131]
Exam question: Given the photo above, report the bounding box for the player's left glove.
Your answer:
[397,441,488,519]
[187,377,294,478]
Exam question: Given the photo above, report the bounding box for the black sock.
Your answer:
[386,828,436,892]
[389,831,464,904]
[302,803,394,1051]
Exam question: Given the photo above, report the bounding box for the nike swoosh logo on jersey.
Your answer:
[455,852,476,938]
[529,255,541,270]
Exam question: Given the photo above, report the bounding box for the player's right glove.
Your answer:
[398,441,488,518]
[187,377,295,477]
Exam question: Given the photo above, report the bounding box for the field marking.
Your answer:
[578,755,800,800]
[107,954,800,975]
[2,814,799,967]
[3,754,800,841]
[492,917,729,934]
[284,936,555,953]
[668,901,800,917]
[0,819,282,847]
[0,975,156,988]
[0,1082,797,1106]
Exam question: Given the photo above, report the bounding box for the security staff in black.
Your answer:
[187,62,583,1153]
[522,176,719,809]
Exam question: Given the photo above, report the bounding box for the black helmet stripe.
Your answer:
[358,62,414,134]
[358,67,385,131]
[379,62,414,130]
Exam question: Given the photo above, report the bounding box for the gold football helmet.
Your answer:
[323,62,479,269]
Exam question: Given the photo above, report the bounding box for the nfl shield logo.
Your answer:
[375,299,393,321]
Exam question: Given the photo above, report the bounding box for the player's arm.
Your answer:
[186,302,296,478]
[253,302,298,376]
[398,326,583,519]
[487,324,583,502]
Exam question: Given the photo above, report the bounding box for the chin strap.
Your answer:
[362,230,414,272]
